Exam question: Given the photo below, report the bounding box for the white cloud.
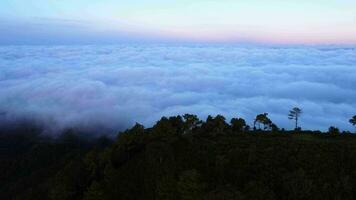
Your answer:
[0,44,355,134]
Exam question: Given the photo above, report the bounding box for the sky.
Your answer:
[1,0,356,44]
[0,1,355,134]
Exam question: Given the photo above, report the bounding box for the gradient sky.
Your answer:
[1,0,356,44]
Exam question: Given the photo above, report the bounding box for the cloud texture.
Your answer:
[0,44,355,134]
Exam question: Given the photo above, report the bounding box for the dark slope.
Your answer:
[1,115,356,200]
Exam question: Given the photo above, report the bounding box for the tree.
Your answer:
[328,126,340,136]
[202,115,228,135]
[254,113,273,131]
[288,107,302,130]
[254,113,265,130]
[230,117,246,133]
[183,114,202,133]
[116,123,145,147]
[349,115,356,128]
[152,116,184,137]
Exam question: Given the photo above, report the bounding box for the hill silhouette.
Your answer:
[1,114,356,199]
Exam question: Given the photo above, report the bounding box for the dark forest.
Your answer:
[1,113,356,200]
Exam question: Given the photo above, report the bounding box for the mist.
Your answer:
[0,44,355,134]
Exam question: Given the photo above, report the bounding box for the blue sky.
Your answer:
[1,0,356,44]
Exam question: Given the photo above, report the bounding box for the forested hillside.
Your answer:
[1,114,356,200]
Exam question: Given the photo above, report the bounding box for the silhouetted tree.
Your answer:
[230,117,246,132]
[254,113,273,130]
[152,116,184,137]
[264,118,273,130]
[288,107,302,130]
[116,123,145,146]
[328,126,340,136]
[254,113,265,130]
[350,115,356,129]
[168,115,185,134]
[183,114,202,133]
[202,115,228,135]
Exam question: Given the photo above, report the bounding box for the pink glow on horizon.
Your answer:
[156,26,356,45]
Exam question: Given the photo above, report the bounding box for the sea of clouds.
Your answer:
[0,44,355,134]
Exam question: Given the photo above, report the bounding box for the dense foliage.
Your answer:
[1,114,356,200]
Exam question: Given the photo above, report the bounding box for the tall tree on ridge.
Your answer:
[288,107,302,130]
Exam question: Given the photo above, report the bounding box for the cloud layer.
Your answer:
[0,44,355,134]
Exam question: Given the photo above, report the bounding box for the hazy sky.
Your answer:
[1,0,356,44]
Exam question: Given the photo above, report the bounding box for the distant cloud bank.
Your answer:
[0,45,355,134]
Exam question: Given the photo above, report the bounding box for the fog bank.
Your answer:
[0,44,355,134]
